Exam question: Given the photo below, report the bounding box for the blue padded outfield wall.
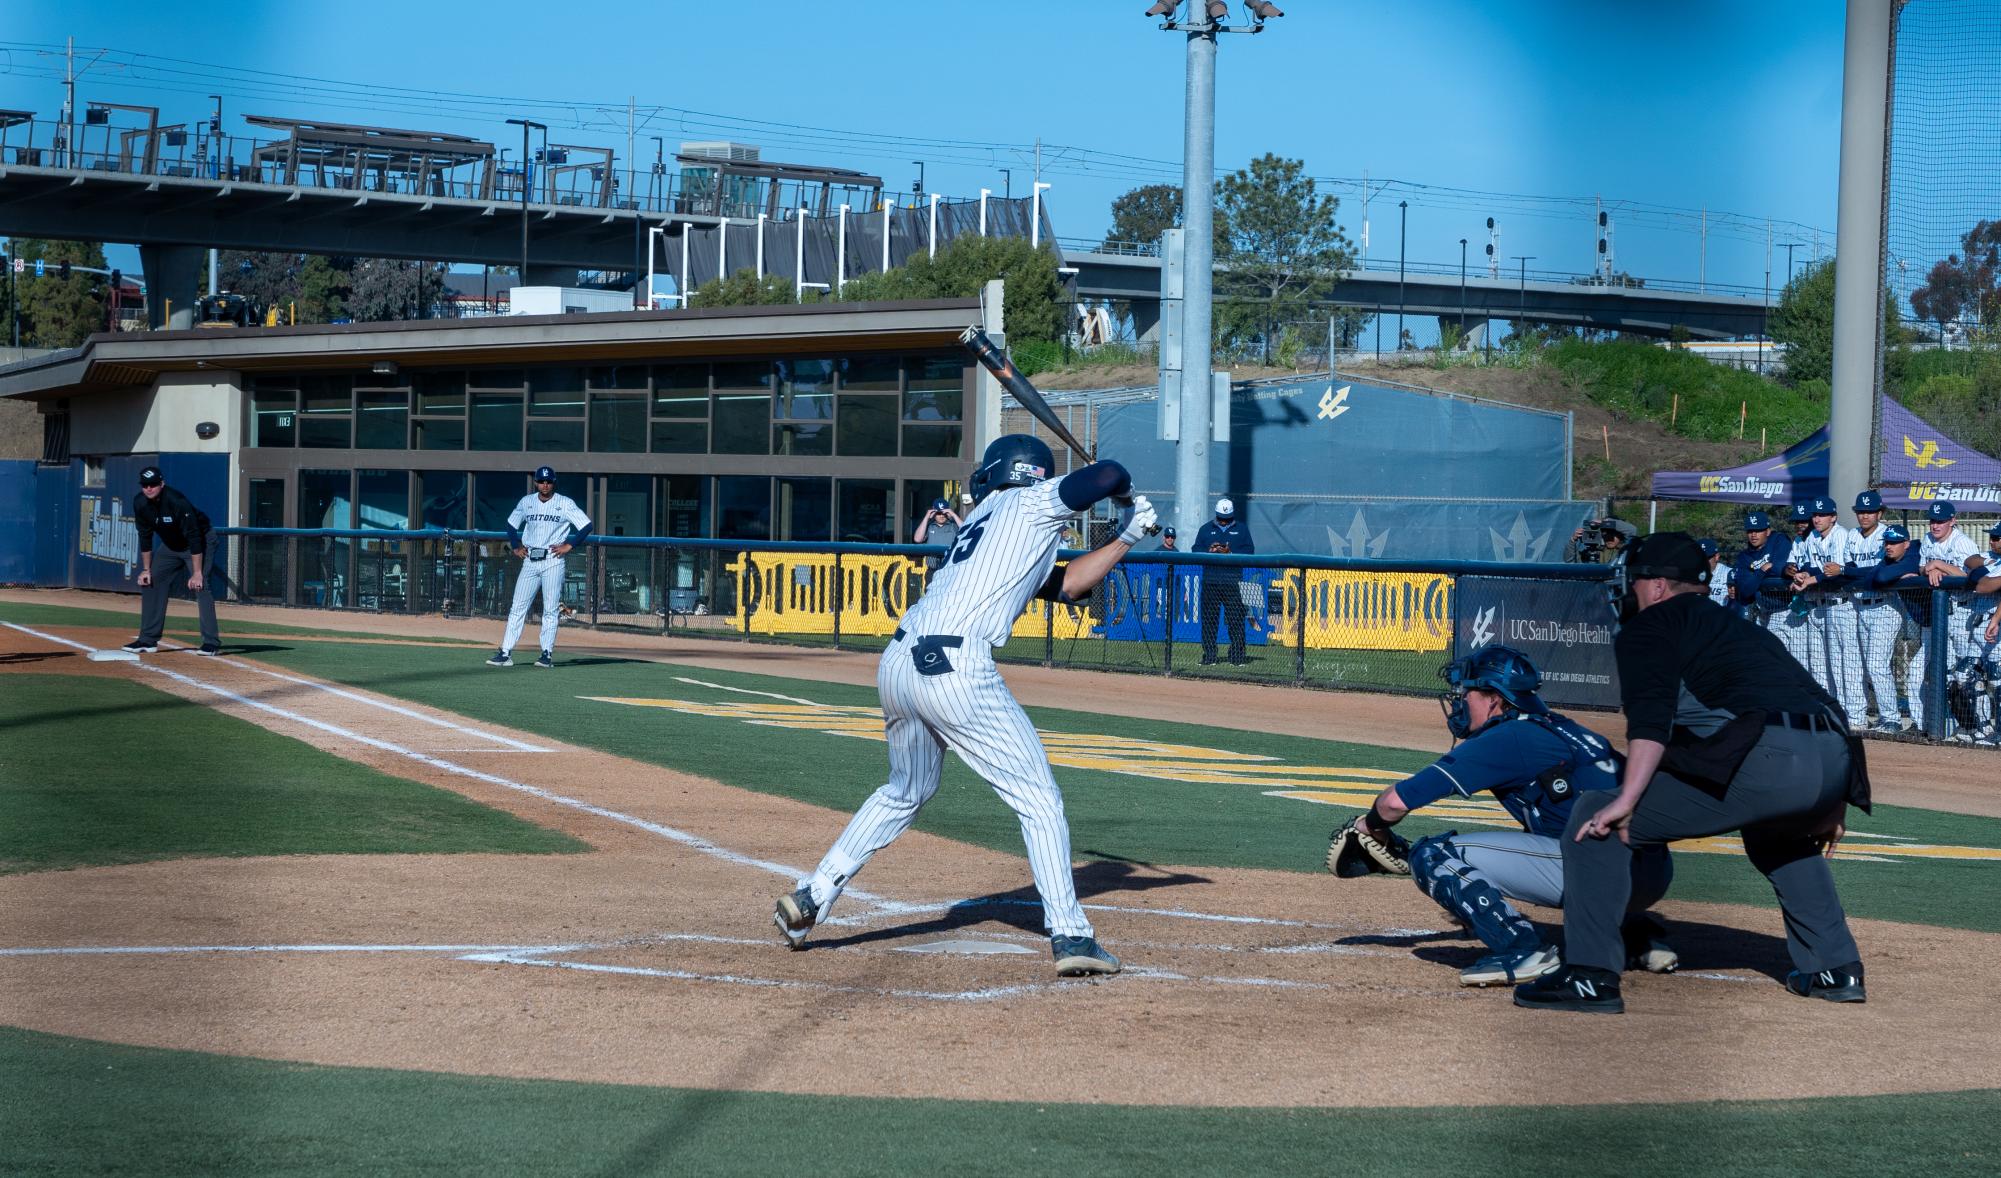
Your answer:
[1091,377,1596,563]
[0,460,36,582]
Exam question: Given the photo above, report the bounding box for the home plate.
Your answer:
[87,649,140,663]
[896,939,1038,956]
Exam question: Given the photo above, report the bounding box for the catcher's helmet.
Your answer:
[1440,644,1547,738]
[969,433,1056,502]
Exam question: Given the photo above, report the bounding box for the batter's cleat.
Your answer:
[534,651,555,669]
[194,643,222,657]
[773,888,819,950]
[1622,914,1680,974]
[1785,961,1866,1003]
[1513,964,1624,1014]
[1460,944,1560,987]
[120,639,158,654]
[485,650,512,667]
[1869,719,1905,736]
[1051,935,1121,977]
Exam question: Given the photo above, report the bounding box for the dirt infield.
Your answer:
[3,614,1999,1110]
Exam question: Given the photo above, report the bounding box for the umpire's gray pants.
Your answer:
[138,546,219,647]
[1560,724,1858,974]
[1453,829,1671,913]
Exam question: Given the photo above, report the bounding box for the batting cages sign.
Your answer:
[1454,576,1620,709]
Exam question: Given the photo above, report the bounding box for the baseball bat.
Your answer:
[959,325,1093,463]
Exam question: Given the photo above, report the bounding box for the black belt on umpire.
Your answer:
[1766,711,1843,733]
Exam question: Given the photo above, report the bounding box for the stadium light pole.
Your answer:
[1151,0,1283,543]
[505,118,545,284]
[1458,238,1467,339]
[1780,241,1802,288]
[1397,200,1407,351]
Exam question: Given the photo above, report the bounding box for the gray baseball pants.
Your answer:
[138,546,219,648]
[1559,724,1859,974]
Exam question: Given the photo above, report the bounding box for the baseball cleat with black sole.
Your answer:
[120,640,159,654]
[1051,935,1121,977]
[1513,964,1623,1013]
[1460,944,1560,987]
[1785,961,1866,1003]
[194,643,222,657]
[1622,914,1680,974]
[773,888,819,950]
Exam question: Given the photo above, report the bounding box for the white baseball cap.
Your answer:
[1214,497,1235,517]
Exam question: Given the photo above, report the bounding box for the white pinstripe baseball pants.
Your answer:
[804,633,1094,938]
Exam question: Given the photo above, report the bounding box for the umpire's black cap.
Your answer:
[1625,531,1710,585]
[137,466,164,487]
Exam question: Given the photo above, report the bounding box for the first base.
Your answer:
[86,649,141,663]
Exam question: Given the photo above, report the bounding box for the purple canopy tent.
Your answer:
[1650,396,2001,511]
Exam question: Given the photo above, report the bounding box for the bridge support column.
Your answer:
[1131,299,1162,345]
[140,245,205,330]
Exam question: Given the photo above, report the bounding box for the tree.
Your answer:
[1105,183,1182,250]
[12,238,109,347]
[1768,258,1904,386]
[344,259,450,323]
[293,255,350,323]
[837,234,1064,341]
[1910,219,2001,335]
[690,268,796,308]
[1212,154,1353,363]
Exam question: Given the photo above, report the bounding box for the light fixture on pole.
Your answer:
[1780,241,1803,287]
[999,168,1012,200]
[911,160,925,197]
[504,118,545,283]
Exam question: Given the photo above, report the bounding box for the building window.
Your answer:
[652,363,709,453]
[904,480,948,538]
[298,469,352,607]
[835,354,899,458]
[355,386,409,450]
[474,473,526,532]
[419,471,468,530]
[774,477,832,541]
[250,380,298,447]
[716,475,771,540]
[298,374,354,449]
[470,390,524,451]
[527,366,584,451]
[772,359,835,456]
[712,361,772,455]
[412,371,466,451]
[837,478,895,543]
[902,355,963,458]
[656,474,709,537]
[589,392,647,452]
[82,456,106,488]
[357,468,410,530]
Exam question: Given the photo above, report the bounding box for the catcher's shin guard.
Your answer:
[1410,833,1540,954]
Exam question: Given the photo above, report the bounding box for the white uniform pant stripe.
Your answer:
[502,558,564,655]
[1854,602,1904,725]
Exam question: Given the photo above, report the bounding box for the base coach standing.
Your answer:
[1516,532,1868,1014]
[121,466,221,657]
[1194,497,1255,666]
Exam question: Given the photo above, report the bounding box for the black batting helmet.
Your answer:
[969,434,1055,502]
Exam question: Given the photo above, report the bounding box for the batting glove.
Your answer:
[1117,495,1158,545]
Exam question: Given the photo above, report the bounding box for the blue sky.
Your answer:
[2,0,1847,291]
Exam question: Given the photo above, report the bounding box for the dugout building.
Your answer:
[0,292,1004,614]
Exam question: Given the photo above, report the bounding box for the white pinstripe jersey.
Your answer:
[507,492,591,551]
[902,479,1076,649]
[1918,527,1978,571]
[1849,523,1888,569]
[1794,524,1858,574]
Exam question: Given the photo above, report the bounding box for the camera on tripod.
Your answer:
[1574,517,1636,563]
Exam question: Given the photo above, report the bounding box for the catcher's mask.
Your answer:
[1439,644,1548,739]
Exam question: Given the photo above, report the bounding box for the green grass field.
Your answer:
[7,601,1980,932]
[0,1026,1993,1177]
[0,672,585,872]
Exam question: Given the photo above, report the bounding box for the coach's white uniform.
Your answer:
[501,491,591,657]
[1792,523,1856,705]
[1845,523,1901,727]
[1906,526,1980,732]
[802,477,1097,938]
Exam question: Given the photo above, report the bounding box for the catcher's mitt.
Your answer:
[1325,815,1413,878]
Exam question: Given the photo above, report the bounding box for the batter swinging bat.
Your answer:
[960,326,1093,463]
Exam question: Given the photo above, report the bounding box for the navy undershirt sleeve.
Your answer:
[1057,461,1132,511]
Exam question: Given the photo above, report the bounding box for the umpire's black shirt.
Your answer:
[1615,591,1839,744]
[133,486,210,556]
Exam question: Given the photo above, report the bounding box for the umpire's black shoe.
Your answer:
[1513,964,1623,1014]
[1785,961,1866,1003]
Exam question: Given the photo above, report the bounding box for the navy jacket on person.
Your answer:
[1732,532,1792,610]
[1193,519,1254,581]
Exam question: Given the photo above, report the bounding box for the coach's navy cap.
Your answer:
[1745,511,1771,531]
[1809,496,1838,515]
[1789,504,1812,523]
[1927,500,1958,521]
[1697,538,1719,557]
[1626,532,1710,584]
[1988,522,2001,539]
[533,466,558,482]
[931,498,948,511]
[1855,489,1884,512]
[1884,525,1911,544]
[137,466,163,486]
[1163,526,1177,539]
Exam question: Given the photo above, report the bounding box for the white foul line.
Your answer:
[671,676,823,707]
[208,655,549,752]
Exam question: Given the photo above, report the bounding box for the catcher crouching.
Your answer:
[1325,646,1680,987]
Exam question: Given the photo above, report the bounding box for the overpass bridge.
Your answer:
[1066,244,1773,341]
[0,114,1045,327]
